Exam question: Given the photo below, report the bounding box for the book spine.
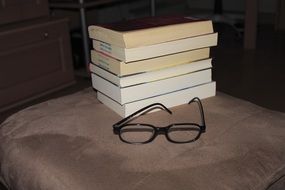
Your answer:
[91,50,120,73]
[97,92,126,117]
[91,74,122,102]
[93,40,126,61]
[90,63,121,86]
[97,41,112,54]
[97,57,111,71]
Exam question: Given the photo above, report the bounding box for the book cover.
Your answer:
[96,15,209,32]
[88,15,214,48]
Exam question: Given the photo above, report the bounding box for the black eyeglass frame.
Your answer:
[113,97,206,144]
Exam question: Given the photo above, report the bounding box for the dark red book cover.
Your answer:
[98,15,207,32]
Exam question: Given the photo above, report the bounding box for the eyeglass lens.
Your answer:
[119,124,201,144]
[167,124,201,143]
[120,124,155,143]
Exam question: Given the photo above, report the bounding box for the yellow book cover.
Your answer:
[90,48,210,76]
[88,15,213,48]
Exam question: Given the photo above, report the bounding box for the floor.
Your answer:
[0,15,285,190]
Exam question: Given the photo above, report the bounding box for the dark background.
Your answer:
[0,0,285,189]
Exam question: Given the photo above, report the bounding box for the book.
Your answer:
[91,69,212,104]
[88,15,213,48]
[93,33,218,62]
[90,58,212,87]
[90,48,210,76]
[97,81,216,117]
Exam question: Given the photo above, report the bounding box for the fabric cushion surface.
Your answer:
[0,88,284,190]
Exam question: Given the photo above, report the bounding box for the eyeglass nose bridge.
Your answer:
[156,127,168,135]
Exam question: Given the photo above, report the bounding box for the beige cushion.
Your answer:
[0,88,285,190]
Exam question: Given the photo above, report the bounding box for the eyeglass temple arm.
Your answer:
[188,97,206,130]
[113,103,172,128]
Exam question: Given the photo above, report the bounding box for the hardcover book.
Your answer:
[88,15,213,48]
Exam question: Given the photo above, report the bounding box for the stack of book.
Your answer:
[88,15,218,117]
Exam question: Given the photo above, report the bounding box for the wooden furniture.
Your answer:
[276,0,285,30]
[244,0,285,48]
[0,0,49,25]
[244,0,258,49]
[49,0,156,69]
[49,0,125,70]
[0,1,75,112]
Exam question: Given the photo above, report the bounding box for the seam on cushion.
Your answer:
[131,173,154,190]
[264,165,285,190]
[0,176,9,190]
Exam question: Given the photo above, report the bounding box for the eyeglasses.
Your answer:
[113,97,206,144]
